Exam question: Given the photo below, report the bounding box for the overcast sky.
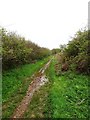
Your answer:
[0,0,89,49]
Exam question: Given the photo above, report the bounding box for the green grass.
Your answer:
[2,57,49,118]
[2,56,89,118]
[23,60,53,118]
[23,81,52,118]
[46,59,89,118]
[23,58,89,119]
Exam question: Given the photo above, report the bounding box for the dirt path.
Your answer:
[12,60,51,118]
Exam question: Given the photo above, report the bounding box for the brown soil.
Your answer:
[12,60,51,118]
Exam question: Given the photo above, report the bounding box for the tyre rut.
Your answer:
[12,60,51,118]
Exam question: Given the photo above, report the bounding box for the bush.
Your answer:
[1,28,51,70]
[64,29,89,74]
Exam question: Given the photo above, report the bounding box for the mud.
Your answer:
[12,60,51,118]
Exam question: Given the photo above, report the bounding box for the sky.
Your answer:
[0,0,89,49]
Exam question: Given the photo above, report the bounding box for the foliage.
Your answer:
[59,44,66,53]
[1,28,51,70]
[51,48,60,54]
[65,30,89,73]
[58,29,89,74]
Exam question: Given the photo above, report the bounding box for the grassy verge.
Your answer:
[46,58,89,118]
[2,57,49,118]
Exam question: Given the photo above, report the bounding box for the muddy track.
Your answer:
[12,60,51,118]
